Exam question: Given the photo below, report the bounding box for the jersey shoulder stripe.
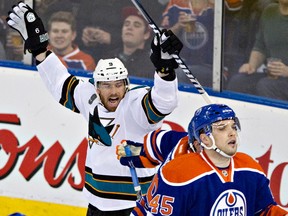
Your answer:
[144,129,164,164]
[141,90,166,124]
[59,75,80,113]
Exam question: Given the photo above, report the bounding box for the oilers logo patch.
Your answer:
[210,189,246,216]
[183,22,208,50]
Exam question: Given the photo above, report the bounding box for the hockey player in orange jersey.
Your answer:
[117,104,288,216]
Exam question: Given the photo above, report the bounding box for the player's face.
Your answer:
[211,119,239,156]
[97,80,126,112]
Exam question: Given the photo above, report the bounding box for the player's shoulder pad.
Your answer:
[234,152,265,173]
[170,135,190,159]
[161,153,207,184]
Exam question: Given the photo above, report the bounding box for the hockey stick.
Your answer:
[131,0,213,104]
[124,145,142,200]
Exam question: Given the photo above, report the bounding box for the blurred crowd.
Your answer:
[1,0,287,102]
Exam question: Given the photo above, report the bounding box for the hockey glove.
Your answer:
[116,140,159,168]
[6,2,48,57]
[150,29,183,77]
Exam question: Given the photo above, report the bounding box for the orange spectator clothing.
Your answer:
[49,44,96,71]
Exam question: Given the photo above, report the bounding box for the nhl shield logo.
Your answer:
[210,189,246,216]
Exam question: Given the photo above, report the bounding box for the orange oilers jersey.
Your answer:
[132,130,287,215]
[50,45,96,71]
[161,0,192,28]
[225,0,243,11]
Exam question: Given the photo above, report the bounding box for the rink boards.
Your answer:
[0,66,287,215]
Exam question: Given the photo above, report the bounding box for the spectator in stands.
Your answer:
[1,0,25,61]
[47,11,96,71]
[5,28,23,61]
[76,0,167,62]
[34,0,79,28]
[0,40,5,59]
[75,1,132,62]
[223,0,273,85]
[0,14,6,59]
[226,1,288,101]
[161,0,215,87]
[0,13,6,46]
[103,6,154,79]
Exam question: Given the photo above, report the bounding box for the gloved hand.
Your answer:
[150,29,183,76]
[6,2,48,57]
[117,140,142,158]
[116,140,159,168]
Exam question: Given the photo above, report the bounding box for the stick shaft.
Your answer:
[124,145,142,200]
[131,0,213,104]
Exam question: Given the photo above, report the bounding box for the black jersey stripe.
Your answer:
[59,75,80,113]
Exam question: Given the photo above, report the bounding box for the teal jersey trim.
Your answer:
[142,90,166,124]
[84,167,153,200]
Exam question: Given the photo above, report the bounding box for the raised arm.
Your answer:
[6,2,71,100]
[6,2,94,115]
[150,30,183,114]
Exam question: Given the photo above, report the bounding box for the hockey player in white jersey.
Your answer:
[6,2,183,215]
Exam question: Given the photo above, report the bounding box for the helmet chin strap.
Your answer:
[200,134,234,158]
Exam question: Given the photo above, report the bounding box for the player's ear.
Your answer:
[200,133,210,146]
[193,140,202,153]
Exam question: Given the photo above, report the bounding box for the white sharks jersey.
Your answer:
[36,53,179,210]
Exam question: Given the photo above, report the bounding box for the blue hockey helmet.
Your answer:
[188,104,240,143]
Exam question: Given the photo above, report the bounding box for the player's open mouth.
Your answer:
[109,98,119,104]
[228,140,236,145]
